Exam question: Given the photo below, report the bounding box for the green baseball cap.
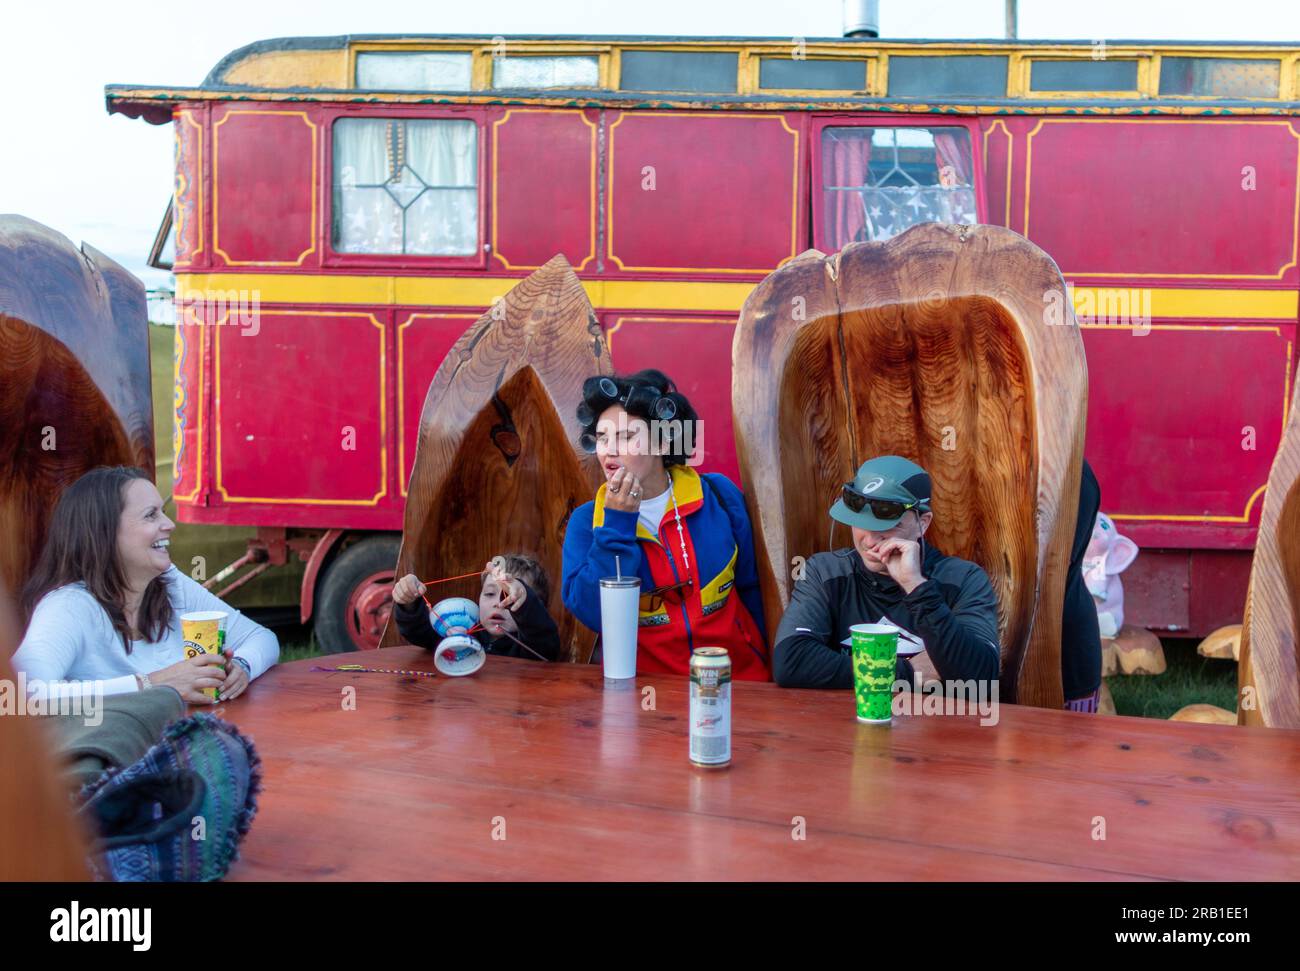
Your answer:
[829,455,932,531]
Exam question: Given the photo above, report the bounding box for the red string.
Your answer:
[490,625,548,662]
[418,569,485,613]
[419,570,484,587]
[415,605,486,640]
[391,570,479,646]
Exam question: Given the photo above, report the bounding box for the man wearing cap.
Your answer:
[772,455,1000,689]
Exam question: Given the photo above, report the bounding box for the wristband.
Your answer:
[136,672,152,691]
[233,656,252,676]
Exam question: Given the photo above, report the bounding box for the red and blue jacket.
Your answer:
[562,466,770,680]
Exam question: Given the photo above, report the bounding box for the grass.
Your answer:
[273,624,326,662]
[1106,638,1240,720]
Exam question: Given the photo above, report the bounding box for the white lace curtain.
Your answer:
[821,127,976,246]
[333,118,478,256]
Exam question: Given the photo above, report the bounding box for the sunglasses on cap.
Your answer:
[841,481,927,522]
[642,577,693,611]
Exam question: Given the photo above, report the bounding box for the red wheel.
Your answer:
[344,569,395,650]
[315,535,400,653]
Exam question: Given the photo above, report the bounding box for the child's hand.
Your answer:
[392,574,427,606]
[486,561,527,612]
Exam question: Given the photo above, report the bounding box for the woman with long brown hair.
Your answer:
[13,466,278,704]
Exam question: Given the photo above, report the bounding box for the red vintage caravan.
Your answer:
[107,35,1299,651]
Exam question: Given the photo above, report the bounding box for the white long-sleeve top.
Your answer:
[12,566,279,701]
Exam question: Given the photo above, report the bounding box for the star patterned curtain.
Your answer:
[821,127,977,250]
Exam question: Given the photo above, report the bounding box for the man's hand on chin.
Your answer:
[874,538,926,594]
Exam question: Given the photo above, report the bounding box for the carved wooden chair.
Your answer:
[382,255,611,661]
[1239,376,1300,727]
[733,224,1087,707]
[0,215,154,615]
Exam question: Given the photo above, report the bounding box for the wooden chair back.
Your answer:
[382,256,611,660]
[732,224,1087,706]
[1239,376,1300,727]
[0,215,154,603]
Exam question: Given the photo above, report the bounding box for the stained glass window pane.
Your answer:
[333,118,478,256]
[821,127,976,249]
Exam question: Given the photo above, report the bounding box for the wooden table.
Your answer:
[220,648,1300,881]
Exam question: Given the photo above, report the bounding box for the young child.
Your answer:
[391,553,562,661]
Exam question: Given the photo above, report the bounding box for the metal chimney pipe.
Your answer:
[843,0,880,38]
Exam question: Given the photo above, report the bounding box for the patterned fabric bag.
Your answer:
[77,713,261,882]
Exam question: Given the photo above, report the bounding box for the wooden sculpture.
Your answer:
[1238,375,1300,727]
[1171,704,1237,726]
[1109,625,1167,675]
[383,255,611,660]
[0,215,154,605]
[1197,624,1241,662]
[733,224,1087,708]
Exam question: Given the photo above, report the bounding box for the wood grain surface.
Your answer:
[0,583,90,880]
[218,648,1300,881]
[384,256,612,659]
[1239,374,1300,727]
[733,225,1087,708]
[0,216,154,603]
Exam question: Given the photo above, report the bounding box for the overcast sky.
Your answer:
[2,0,1298,289]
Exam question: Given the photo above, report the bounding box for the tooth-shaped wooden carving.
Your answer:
[0,216,154,601]
[1238,376,1300,728]
[383,255,612,660]
[733,224,1087,707]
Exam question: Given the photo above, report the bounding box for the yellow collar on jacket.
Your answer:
[592,465,705,541]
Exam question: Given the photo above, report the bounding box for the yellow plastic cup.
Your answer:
[181,611,228,701]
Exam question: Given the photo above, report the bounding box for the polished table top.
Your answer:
[220,647,1300,881]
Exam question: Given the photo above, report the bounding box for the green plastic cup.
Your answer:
[850,623,899,724]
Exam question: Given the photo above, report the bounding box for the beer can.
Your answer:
[690,647,732,767]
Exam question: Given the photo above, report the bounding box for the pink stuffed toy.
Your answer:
[1082,512,1139,638]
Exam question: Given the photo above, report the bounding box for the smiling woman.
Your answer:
[13,466,279,706]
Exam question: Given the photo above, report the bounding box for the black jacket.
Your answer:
[1061,459,1103,700]
[393,582,562,661]
[773,544,1000,689]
